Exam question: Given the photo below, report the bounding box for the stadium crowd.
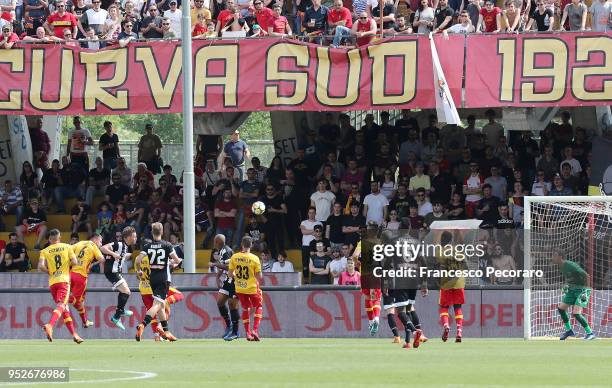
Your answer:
[0,110,602,286]
[0,0,609,48]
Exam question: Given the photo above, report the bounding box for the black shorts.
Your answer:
[104,271,126,290]
[150,272,169,303]
[383,289,417,309]
[218,278,236,298]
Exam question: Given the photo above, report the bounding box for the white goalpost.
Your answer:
[524,196,612,339]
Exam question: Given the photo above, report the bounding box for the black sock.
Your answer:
[410,310,421,330]
[113,292,129,319]
[387,313,399,337]
[161,320,169,331]
[398,311,415,342]
[142,314,153,327]
[218,304,230,328]
[230,309,240,334]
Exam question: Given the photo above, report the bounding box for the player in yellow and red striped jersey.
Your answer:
[38,229,83,344]
[351,233,382,336]
[69,234,104,328]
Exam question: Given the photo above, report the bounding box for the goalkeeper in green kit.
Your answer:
[552,249,596,341]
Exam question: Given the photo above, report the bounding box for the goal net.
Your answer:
[524,196,612,339]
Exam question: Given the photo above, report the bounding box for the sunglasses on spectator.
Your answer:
[360,16,367,19]
[163,22,170,25]
[2,29,10,32]
[149,8,157,11]
[64,32,72,36]
[57,4,65,7]
[254,2,262,4]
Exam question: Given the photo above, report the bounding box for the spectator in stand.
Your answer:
[71,197,92,235]
[310,178,335,222]
[191,0,212,25]
[96,202,113,238]
[118,20,138,47]
[28,118,50,171]
[157,176,177,202]
[0,233,28,272]
[399,129,422,165]
[268,4,292,36]
[484,165,507,201]
[40,159,60,209]
[508,181,525,225]
[300,206,321,280]
[363,181,388,227]
[22,26,58,42]
[78,0,108,39]
[86,157,110,208]
[536,145,558,181]
[500,0,520,32]
[477,0,501,32]
[408,162,430,196]
[495,203,515,229]
[413,0,434,33]
[16,198,47,249]
[589,0,612,32]
[214,188,238,246]
[141,5,164,38]
[414,187,432,216]
[192,13,211,37]
[560,162,580,194]
[54,156,87,213]
[407,204,425,238]
[476,184,500,228]
[133,162,155,190]
[310,240,331,284]
[245,213,265,251]
[135,174,154,201]
[44,1,77,38]
[251,157,267,185]
[272,251,294,272]
[218,130,250,181]
[325,202,345,249]
[432,0,453,32]
[531,169,551,196]
[83,27,101,49]
[446,9,476,33]
[138,123,163,174]
[20,161,39,201]
[341,159,365,195]
[463,162,483,218]
[526,0,554,31]
[237,168,260,243]
[352,11,376,46]
[161,17,177,38]
[98,121,120,171]
[260,184,287,258]
[259,248,273,272]
[66,116,93,171]
[0,180,24,226]
[253,0,273,32]
[342,201,365,248]
[560,146,582,176]
[447,192,465,220]
[386,14,412,34]
[215,0,235,36]
[371,0,396,31]
[124,191,146,233]
[338,258,360,285]
[429,160,454,205]
[112,157,132,188]
[24,0,47,36]
[329,0,352,47]
[303,0,328,43]
[382,209,403,230]
[559,0,587,30]
[423,201,447,229]
[329,245,347,284]
[163,0,182,35]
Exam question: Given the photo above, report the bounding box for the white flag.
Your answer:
[429,34,461,125]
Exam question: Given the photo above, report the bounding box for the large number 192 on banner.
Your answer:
[465,33,612,107]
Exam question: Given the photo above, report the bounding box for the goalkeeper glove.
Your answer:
[580,292,588,303]
[561,286,569,294]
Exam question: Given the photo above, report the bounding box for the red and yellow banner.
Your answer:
[465,32,612,108]
[0,36,464,115]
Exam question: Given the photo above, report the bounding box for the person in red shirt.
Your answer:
[267,4,292,36]
[477,0,502,32]
[192,12,209,38]
[253,0,273,32]
[215,0,236,36]
[329,0,352,47]
[352,12,377,47]
[0,24,18,49]
[44,1,78,37]
[214,188,238,247]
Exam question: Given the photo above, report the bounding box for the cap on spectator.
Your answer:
[138,162,147,168]
[314,224,323,231]
[170,0,177,4]
[253,24,261,30]
[233,129,240,134]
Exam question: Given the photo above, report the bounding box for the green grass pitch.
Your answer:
[0,338,610,387]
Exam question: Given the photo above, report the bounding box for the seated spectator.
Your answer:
[508,181,525,225]
[526,0,554,31]
[560,162,580,194]
[112,157,132,187]
[111,203,126,236]
[303,0,328,43]
[383,209,403,231]
[387,15,412,34]
[309,240,331,284]
[245,213,265,251]
[97,202,113,238]
[484,165,507,201]
[463,162,484,218]
[363,181,388,227]
[157,176,178,203]
[169,232,185,264]
[0,180,24,226]
[446,10,475,33]
[16,198,47,250]
[214,188,238,246]
[0,233,28,272]
[133,162,155,191]
[424,201,447,229]
[71,197,92,235]
[124,192,146,234]
[260,248,273,272]
[54,156,87,213]
[406,204,425,238]
[415,187,433,217]
[86,156,110,207]
[477,0,502,32]
[477,184,501,228]
[192,12,210,38]
[447,192,465,220]
[105,173,130,209]
[69,232,80,245]
[328,0,352,47]
[268,4,292,36]
[549,174,573,196]
[338,258,360,285]
[20,161,40,202]
[300,207,322,280]
[329,245,347,284]
[272,251,295,272]
[23,26,60,42]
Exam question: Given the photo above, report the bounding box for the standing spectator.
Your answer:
[161,16,177,38]
[363,181,388,227]
[526,0,554,31]
[16,198,47,249]
[342,202,365,248]
[251,157,267,185]
[0,233,28,272]
[433,0,453,32]
[338,258,360,285]
[138,123,163,174]
[589,0,612,32]
[413,0,434,33]
[96,202,113,238]
[100,121,120,171]
[408,162,431,196]
[19,161,40,201]
[268,3,292,36]
[476,184,500,228]
[310,240,331,284]
[325,202,345,249]
[484,165,507,201]
[237,168,260,243]
[300,207,322,281]
[447,10,476,32]
[44,1,77,38]
[559,0,587,30]
[560,146,582,176]
[310,179,335,223]
[124,191,146,233]
[141,5,164,38]
[415,187,433,216]
[253,0,273,31]
[371,0,396,31]
[429,160,454,205]
[447,192,465,220]
[54,156,87,213]
[272,251,295,272]
[29,118,51,172]
[423,201,447,229]
[118,19,138,46]
[481,109,504,147]
[329,246,347,284]
[86,157,110,208]
[219,130,250,181]
[303,0,328,42]
[78,0,108,39]
[40,159,61,209]
[0,180,24,226]
[463,162,484,218]
[260,184,287,259]
[163,0,182,34]
[477,0,501,32]
[214,188,238,246]
[531,170,551,196]
[389,183,412,225]
[66,116,93,171]
[536,145,558,181]
[71,197,92,236]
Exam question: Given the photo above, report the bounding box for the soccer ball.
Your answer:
[252,201,266,215]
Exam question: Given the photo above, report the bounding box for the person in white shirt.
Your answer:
[445,10,475,33]
[329,246,348,285]
[163,0,182,35]
[259,248,273,272]
[363,181,389,226]
[300,207,322,281]
[310,179,336,222]
[482,109,504,147]
[531,170,551,196]
[560,146,582,176]
[272,251,295,273]
[415,188,433,217]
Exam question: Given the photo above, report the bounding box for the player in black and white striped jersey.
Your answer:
[100,226,138,330]
[208,234,240,341]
